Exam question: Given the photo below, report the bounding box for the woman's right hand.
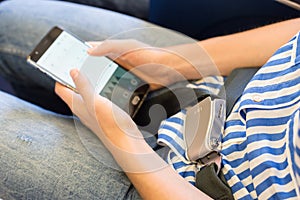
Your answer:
[87,39,206,90]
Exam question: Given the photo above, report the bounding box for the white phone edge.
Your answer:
[26,56,77,92]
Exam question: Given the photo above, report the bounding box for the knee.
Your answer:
[0,1,56,53]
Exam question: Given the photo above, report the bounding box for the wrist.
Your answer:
[103,130,165,173]
[165,43,221,81]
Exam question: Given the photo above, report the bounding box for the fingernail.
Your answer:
[70,69,79,79]
[87,47,95,54]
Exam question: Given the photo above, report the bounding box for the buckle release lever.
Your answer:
[184,96,225,161]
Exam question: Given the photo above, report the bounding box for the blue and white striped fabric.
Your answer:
[157,31,300,199]
[157,76,225,185]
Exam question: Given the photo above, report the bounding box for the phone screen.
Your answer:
[37,31,115,90]
[28,27,149,117]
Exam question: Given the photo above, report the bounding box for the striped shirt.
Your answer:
[157,32,300,199]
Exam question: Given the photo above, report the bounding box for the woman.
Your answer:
[0,0,299,199]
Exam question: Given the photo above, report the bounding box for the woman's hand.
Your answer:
[54,68,176,175]
[55,69,150,159]
[54,69,211,199]
[87,40,206,90]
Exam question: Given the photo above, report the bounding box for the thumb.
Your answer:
[70,68,95,107]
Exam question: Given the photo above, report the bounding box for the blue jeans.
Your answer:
[0,0,171,199]
[0,0,154,115]
[0,91,141,199]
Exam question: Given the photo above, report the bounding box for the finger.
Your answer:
[87,39,148,58]
[87,41,103,47]
[55,82,84,113]
[87,40,122,57]
[70,68,95,108]
[55,82,74,106]
[86,41,103,48]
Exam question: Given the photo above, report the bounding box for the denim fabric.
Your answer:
[0,1,195,198]
[0,0,153,114]
[0,0,157,199]
[0,91,142,199]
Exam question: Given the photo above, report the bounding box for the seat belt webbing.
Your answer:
[221,67,259,117]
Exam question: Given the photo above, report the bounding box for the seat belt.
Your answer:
[134,67,259,200]
[134,67,259,134]
[221,67,259,117]
[184,67,259,163]
[195,67,259,200]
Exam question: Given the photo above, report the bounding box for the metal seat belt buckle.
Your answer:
[184,96,226,161]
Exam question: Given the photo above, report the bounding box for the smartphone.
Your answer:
[27,26,149,118]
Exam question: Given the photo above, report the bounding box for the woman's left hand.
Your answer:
[54,69,212,200]
[55,69,146,153]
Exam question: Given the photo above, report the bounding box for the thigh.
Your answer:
[0,0,150,81]
[0,91,140,199]
[0,0,151,113]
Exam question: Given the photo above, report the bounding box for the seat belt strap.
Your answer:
[195,67,259,200]
[221,67,259,117]
[134,67,259,135]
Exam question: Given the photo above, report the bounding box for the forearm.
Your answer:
[104,133,211,200]
[201,18,300,76]
[96,128,211,200]
[126,162,211,200]
[167,18,300,79]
